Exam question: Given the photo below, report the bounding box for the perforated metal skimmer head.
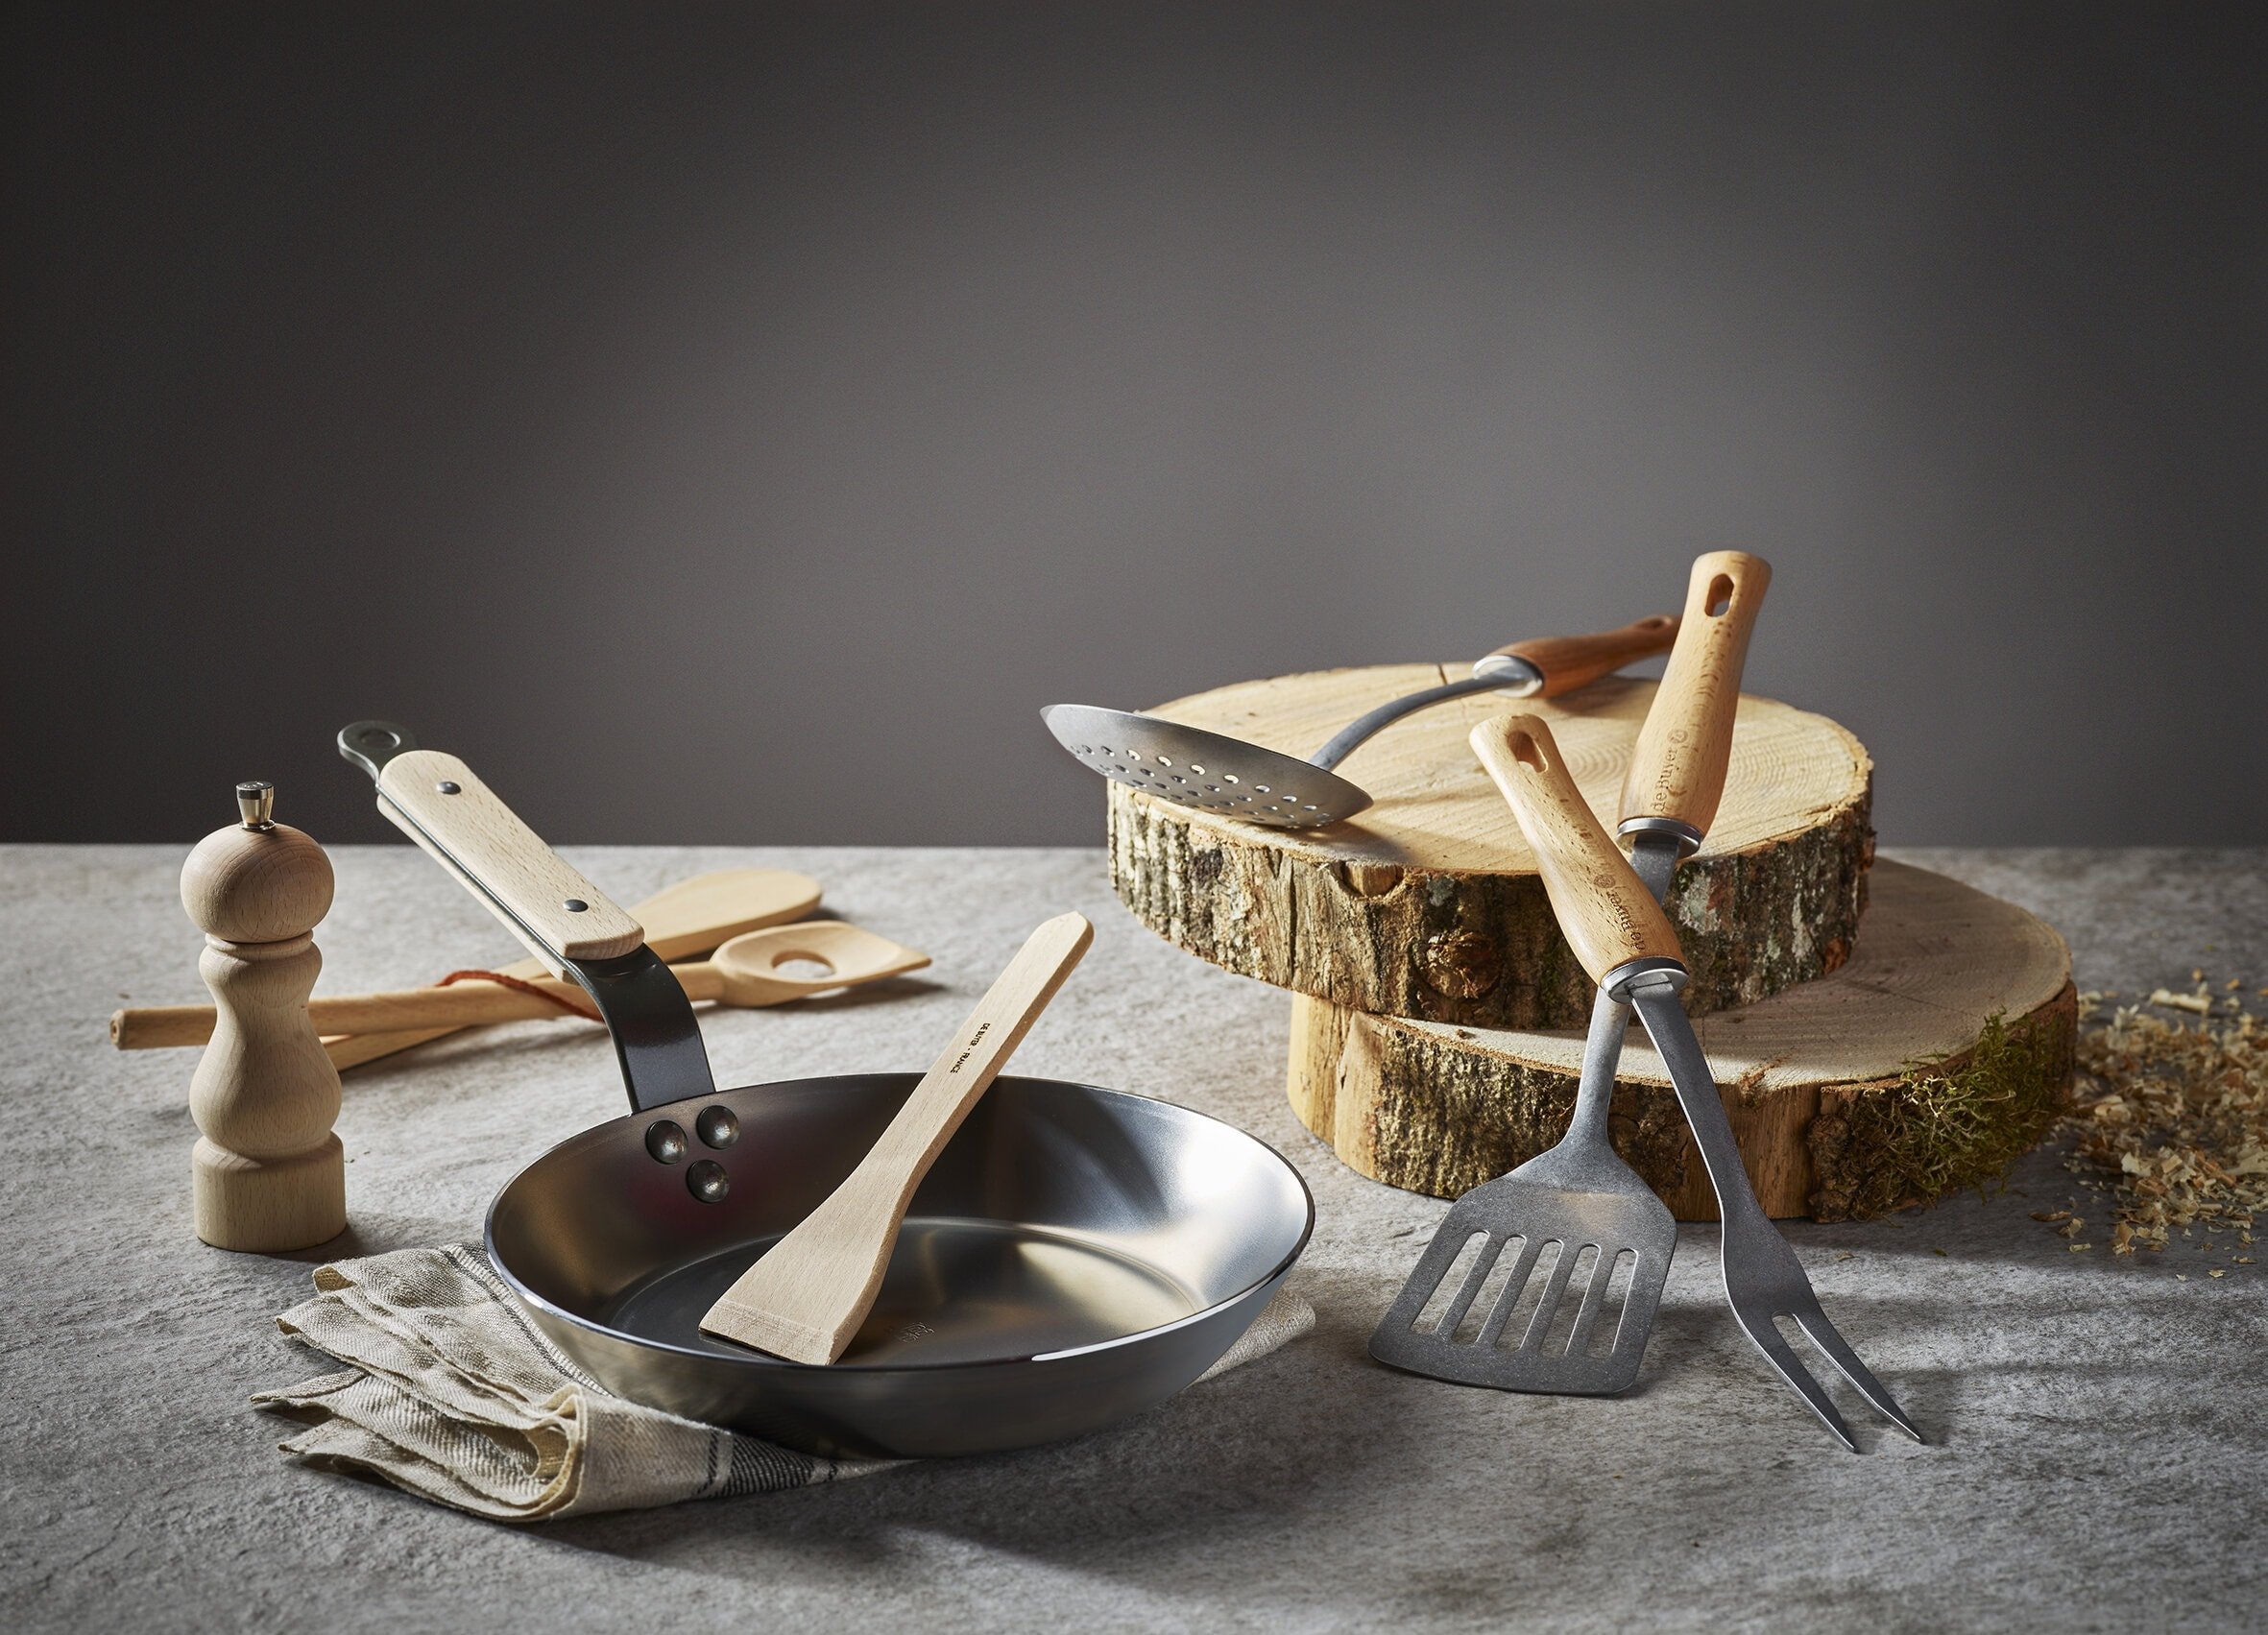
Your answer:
[1039,704,1371,830]
[1042,661,1539,831]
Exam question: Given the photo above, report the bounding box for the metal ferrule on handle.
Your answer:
[1599,955,1688,1004]
[336,721,717,1114]
[1618,814,1704,855]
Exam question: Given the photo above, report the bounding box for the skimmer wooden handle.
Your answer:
[1495,613,1679,697]
[1617,552,1771,832]
[1473,713,1682,984]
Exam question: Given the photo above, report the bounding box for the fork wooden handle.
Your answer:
[1494,613,1680,697]
[1472,713,1683,983]
[1617,552,1770,832]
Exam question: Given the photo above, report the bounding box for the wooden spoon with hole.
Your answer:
[110,922,930,1049]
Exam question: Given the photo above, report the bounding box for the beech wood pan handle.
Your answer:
[1492,613,1679,697]
[1617,551,1771,834]
[340,724,646,976]
[1472,712,1683,984]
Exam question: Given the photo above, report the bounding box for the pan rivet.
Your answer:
[696,1105,740,1149]
[436,781,461,795]
[687,1160,730,1203]
[644,1120,688,1164]
[563,898,589,913]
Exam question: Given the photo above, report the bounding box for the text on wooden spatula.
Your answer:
[698,911,1096,1363]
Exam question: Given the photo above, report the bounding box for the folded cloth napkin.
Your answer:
[254,1244,1315,1523]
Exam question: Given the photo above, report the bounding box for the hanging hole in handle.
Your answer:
[1705,574,1735,617]
[1508,729,1547,772]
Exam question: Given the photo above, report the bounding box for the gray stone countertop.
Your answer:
[4,845,2263,1633]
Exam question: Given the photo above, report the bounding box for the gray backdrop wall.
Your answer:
[6,1,2263,848]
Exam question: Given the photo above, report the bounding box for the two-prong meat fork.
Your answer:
[1474,709,1924,1451]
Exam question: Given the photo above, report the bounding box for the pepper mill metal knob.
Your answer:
[180,781,346,1251]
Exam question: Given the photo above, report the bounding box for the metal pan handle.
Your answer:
[338,721,716,1113]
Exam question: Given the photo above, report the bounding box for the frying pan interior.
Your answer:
[488,1073,1315,1455]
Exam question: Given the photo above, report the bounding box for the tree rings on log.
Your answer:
[1106,669,1872,1029]
[1286,860,2075,1221]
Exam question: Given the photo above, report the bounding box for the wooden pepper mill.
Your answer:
[181,781,346,1251]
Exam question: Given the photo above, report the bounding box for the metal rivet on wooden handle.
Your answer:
[374,749,645,969]
[1471,713,1684,985]
[1494,613,1681,698]
[1617,551,1771,835]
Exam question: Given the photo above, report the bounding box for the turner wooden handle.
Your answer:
[1472,713,1683,983]
[1617,551,1770,832]
[1495,613,1679,697]
[700,911,1095,1363]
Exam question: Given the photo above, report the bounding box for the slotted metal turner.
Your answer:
[1369,993,1675,1393]
[1041,614,1677,830]
[1371,556,1763,1393]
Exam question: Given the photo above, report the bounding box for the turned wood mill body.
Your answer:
[180,781,347,1252]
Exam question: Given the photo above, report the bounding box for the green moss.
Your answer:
[1809,995,2077,1219]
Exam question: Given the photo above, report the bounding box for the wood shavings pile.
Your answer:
[2045,983,2264,1261]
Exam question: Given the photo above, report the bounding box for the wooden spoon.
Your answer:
[110,921,929,1049]
[675,922,931,1007]
[699,911,1094,1364]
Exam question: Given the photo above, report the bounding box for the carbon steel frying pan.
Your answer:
[1041,613,1678,830]
[336,721,1315,1459]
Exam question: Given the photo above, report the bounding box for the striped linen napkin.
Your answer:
[254,1243,1315,1522]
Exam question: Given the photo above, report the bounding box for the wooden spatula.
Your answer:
[699,911,1095,1363]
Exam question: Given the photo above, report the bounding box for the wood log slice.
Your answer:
[1107,670,1872,1029]
[1287,860,2075,1220]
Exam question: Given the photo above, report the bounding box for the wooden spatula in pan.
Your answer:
[700,911,1095,1364]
